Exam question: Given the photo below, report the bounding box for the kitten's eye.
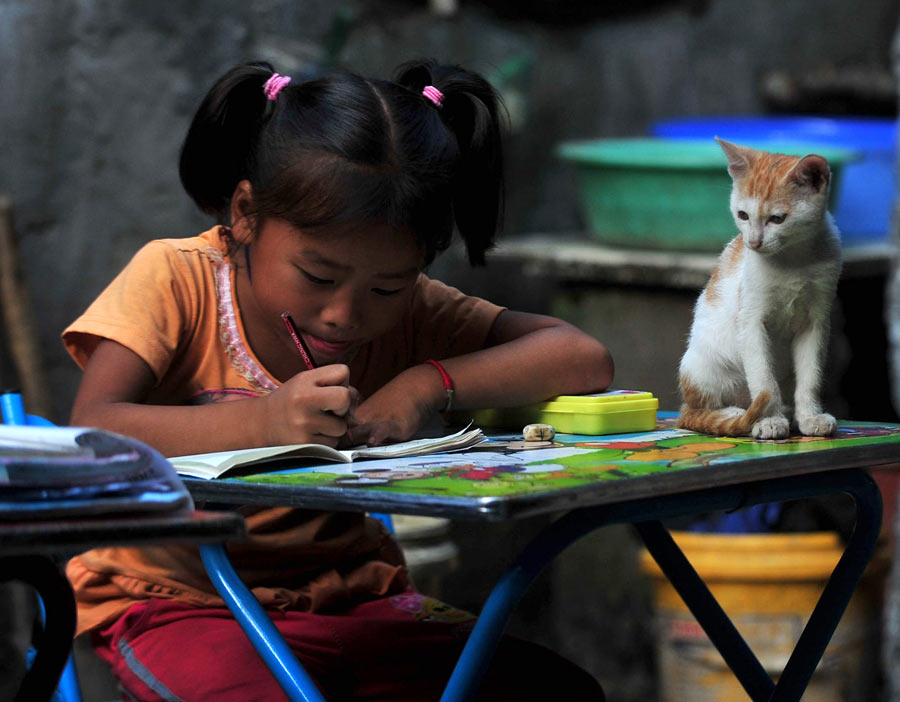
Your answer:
[737,211,749,220]
[767,214,786,225]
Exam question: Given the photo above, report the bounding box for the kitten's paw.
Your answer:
[798,413,837,437]
[752,416,790,440]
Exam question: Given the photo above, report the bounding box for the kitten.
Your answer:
[677,138,841,439]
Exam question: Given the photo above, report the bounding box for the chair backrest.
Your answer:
[1,391,54,426]
[370,513,395,533]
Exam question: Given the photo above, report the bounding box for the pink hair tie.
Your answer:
[422,85,444,108]
[263,73,292,101]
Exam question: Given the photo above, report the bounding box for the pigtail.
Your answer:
[179,62,276,218]
[395,60,506,265]
[178,59,505,266]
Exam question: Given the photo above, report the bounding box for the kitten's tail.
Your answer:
[677,391,772,437]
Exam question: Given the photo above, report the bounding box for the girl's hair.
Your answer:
[179,59,505,265]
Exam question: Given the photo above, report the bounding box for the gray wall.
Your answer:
[1,0,897,422]
[881,19,900,702]
[3,2,899,700]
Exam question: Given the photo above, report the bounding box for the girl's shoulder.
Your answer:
[124,227,230,282]
[412,273,493,306]
[410,272,505,325]
[411,272,460,298]
[105,227,231,301]
[143,226,229,262]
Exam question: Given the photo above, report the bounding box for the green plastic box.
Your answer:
[459,390,659,436]
[556,138,857,252]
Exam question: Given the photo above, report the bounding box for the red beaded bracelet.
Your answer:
[424,359,455,413]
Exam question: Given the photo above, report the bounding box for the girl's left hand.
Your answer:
[342,418,406,448]
[341,364,444,447]
[341,402,427,447]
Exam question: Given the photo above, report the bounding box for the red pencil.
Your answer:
[281,312,317,371]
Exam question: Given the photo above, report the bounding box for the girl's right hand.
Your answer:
[261,364,359,447]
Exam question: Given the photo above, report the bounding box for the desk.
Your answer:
[0,510,247,558]
[0,403,251,702]
[185,419,900,702]
[1,510,246,702]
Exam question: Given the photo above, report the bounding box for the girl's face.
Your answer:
[234,215,423,380]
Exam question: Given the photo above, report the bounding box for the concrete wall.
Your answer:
[2,0,897,423]
[881,20,900,702]
[3,2,899,699]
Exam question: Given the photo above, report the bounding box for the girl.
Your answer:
[63,59,612,701]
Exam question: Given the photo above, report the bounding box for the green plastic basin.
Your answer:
[556,138,859,251]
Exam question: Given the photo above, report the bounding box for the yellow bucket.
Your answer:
[639,531,887,702]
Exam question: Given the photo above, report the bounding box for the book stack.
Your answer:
[0,426,193,519]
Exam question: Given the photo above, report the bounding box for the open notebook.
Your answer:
[170,423,485,480]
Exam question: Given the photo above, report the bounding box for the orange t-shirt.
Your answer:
[62,226,504,636]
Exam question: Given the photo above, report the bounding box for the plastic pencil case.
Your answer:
[457,390,659,436]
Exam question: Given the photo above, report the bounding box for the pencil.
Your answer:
[281,312,317,371]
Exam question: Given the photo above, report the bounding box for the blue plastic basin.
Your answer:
[652,116,898,245]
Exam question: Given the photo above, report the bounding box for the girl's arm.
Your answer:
[351,310,613,445]
[69,339,358,457]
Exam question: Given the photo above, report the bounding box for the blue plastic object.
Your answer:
[370,512,394,532]
[651,116,898,245]
[688,503,784,534]
[33,597,80,702]
[2,392,83,702]
[0,392,54,427]
[199,543,326,702]
[1,392,27,425]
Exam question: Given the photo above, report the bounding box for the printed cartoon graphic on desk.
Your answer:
[170,423,485,480]
[678,138,841,440]
[226,421,900,498]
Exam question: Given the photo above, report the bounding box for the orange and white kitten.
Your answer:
[677,138,841,439]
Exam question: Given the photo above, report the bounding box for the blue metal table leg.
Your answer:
[440,505,634,701]
[198,543,326,702]
[769,469,882,701]
[636,521,775,701]
[440,566,532,702]
[442,468,881,702]
[639,469,882,702]
[441,480,763,701]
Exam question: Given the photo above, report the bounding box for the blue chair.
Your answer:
[1,391,82,702]
[3,390,394,702]
[32,597,81,702]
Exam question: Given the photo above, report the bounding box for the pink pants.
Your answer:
[93,594,604,701]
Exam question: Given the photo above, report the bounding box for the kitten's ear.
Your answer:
[716,137,754,179]
[786,155,830,193]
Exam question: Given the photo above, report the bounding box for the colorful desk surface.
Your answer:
[185,420,900,521]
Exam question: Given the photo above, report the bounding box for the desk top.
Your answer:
[186,420,900,521]
[0,509,247,556]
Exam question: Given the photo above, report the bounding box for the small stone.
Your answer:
[523,423,555,441]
